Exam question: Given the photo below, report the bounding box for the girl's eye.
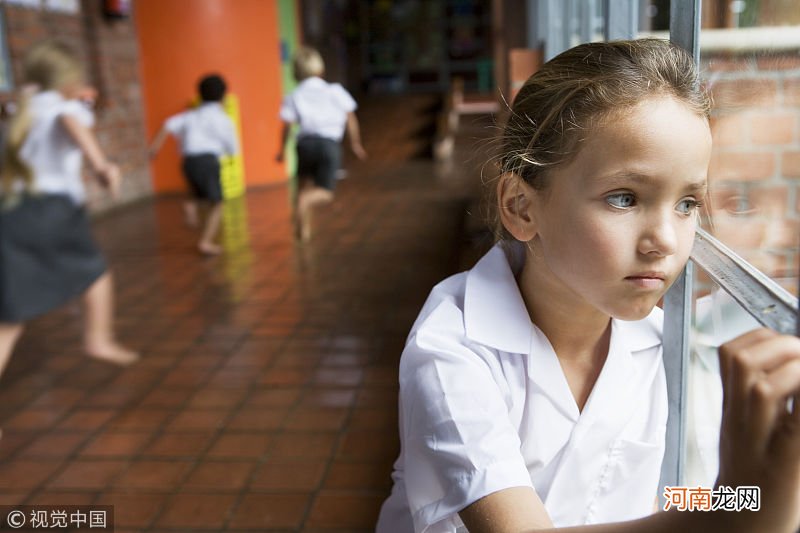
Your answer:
[676,198,701,215]
[606,193,636,209]
[721,195,755,216]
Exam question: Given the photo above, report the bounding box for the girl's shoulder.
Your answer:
[34,91,92,123]
[408,272,470,339]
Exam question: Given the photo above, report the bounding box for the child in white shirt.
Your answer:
[377,38,800,533]
[149,74,238,255]
[0,40,138,413]
[276,46,366,242]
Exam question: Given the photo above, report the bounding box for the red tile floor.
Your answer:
[0,97,494,532]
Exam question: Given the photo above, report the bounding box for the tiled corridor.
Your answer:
[0,96,495,532]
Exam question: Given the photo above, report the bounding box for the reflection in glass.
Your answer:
[685,288,760,487]
[699,3,799,294]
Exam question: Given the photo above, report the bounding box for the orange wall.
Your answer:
[136,0,286,192]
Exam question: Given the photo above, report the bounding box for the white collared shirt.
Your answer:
[19,90,94,204]
[377,243,668,533]
[278,77,356,141]
[164,102,238,157]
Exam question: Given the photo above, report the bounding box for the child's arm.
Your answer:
[345,111,367,160]
[276,121,290,162]
[60,114,121,198]
[459,329,800,533]
[148,126,169,159]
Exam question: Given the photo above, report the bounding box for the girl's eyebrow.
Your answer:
[597,171,708,192]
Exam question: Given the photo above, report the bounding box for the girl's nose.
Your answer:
[638,213,679,257]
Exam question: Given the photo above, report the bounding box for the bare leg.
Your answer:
[0,323,23,378]
[0,322,23,438]
[83,272,138,365]
[183,199,199,228]
[198,202,223,255]
[296,184,334,242]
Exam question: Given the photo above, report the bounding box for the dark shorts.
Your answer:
[0,194,107,322]
[296,136,341,192]
[182,154,222,202]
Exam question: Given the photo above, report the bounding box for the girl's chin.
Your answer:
[610,304,658,322]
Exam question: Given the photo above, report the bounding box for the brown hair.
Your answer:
[2,40,84,198]
[500,38,711,191]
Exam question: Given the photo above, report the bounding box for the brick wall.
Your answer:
[3,0,151,212]
[703,50,800,291]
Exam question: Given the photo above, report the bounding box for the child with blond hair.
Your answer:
[0,40,138,404]
[277,46,366,241]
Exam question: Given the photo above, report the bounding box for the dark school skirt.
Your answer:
[182,153,222,202]
[296,135,342,192]
[0,194,107,322]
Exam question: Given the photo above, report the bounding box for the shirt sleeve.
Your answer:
[59,99,94,128]
[163,112,185,136]
[331,83,357,113]
[278,93,297,123]
[399,301,534,533]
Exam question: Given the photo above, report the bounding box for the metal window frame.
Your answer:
[658,0,703,500]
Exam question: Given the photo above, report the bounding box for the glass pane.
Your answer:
[684,282,761,487]
[699,0,800,296]
[0,10,13,92]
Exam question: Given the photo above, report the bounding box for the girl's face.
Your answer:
[528,95,712,321]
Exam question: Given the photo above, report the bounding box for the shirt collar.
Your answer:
[464,242,533,354]
[299,76,325,88]
[464,242,662,355]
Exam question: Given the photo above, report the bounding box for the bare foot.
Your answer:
[183,202,199,228]
[198,242,223,255]
[85,341,139,366]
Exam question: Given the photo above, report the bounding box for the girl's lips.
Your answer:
[625,274,666,289]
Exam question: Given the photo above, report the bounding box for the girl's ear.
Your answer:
[497,172,537,242]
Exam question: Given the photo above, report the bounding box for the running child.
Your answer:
[149,74,238,255]
[0,40,138,389]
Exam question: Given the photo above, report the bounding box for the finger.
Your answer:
[719,328,777,376]
[720,332,800,448]
[720,331,800,411]
[720,341,761,429]
[719,328,776,409]
[739,334,800,373]
[747,358,800,454]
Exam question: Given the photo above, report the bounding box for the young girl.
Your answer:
[0,41,138,387]
[376,39,800,533]
[276,46,367,242]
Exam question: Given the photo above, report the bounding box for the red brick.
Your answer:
[709,151,775,181]
[749,112,796,145]
[710,79,778,110]
[757,55,800,71]
[704,56,749,73]
[784,78,800,106]
[783,151,800,178]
